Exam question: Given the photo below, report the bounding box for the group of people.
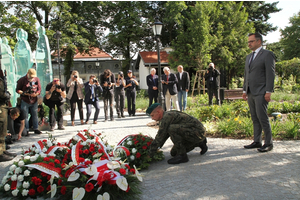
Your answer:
[147,65,190,112]
[146,33,275,165]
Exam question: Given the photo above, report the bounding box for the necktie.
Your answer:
[91,86,95,101]
[167,76,169,82]
[249,52,255,67]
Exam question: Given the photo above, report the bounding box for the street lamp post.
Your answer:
[54,31,62,80]
[152,17,164,108]
[95,61,100,80]
[117,53,123,70]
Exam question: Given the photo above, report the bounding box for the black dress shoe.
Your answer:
[34,130,42,134]
[167,154,189,164]
[244,142,262,149]
[257,144,273,152]
[6,145,11,150]
[4,151,17,157]
[5,139,13,144]
[0,154,14,162]
[199,138,208,155]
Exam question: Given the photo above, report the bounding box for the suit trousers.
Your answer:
[86,99,100,122]
[148,89,158,107]
[103,93,114,119]
[247,92,273,145]
[115,89,125,115]
[126,89,136,115]
[208,88,220,106]
[165,90,179,111]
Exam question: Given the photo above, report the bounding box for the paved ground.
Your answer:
[1,102,300,200]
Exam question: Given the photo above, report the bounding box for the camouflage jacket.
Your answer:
[149,110,206,156]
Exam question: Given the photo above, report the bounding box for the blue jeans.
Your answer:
[21,100,38,131]
[178,90,187,111]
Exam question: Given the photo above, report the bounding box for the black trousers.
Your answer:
[115,89,125,115]
[126,89,136,115]
[208,88,220,105]
[85,99,100,122]
[47,101,64,128]
[148,89,158,107]
[103,92,114,119]
[70,99,84,121]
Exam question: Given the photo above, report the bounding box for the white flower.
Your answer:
[49,153,56,157]
[12,189,19,196]
[9,165,17,172]
[40,152,47,158]
[106,145,113,151]
[23,181,30,189]
[6,171,13,176]
[2,176,8,184]
[22,189,29,196]
[30,147,36,151]
[72,136,78,141]
[35,149,40,154]
[18,161,25,167]
[11,174,17,181]
[127,141,132,146]
[69,162,74,166]
[81,141,87,146]
[47,141,52,147]
[30,156,37,162]
[52,141,58,145]
[42,147,47,152]
[24,170,30,176]
[17,175,24,182]
[4,184,10,191]
[131,148,137,154]
[86,139,93,144]
[15,167,22,174]
[130,155,135,161]
[24,156,30,160]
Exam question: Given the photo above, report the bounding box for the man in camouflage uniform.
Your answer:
[0,71,17,162]
[146,103,208,164]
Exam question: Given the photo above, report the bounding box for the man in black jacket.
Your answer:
[162,67,179,111]
[100,70,115,121]
[146,68,158,107]
[176,65,190,111]
[205,63,221,106]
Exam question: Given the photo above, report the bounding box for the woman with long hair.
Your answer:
[66,71,84,126]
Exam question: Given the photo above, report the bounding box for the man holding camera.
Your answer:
[44,78,66,131]
[16,68,42,135]
[115,71,126,118]
[205,63,221,106]
[100,69,115,121]
[84,75,103,124]
[125,70,139,116]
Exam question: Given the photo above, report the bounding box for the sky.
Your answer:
[264,0,300,44]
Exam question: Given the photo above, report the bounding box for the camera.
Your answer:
[25,82,36,94]
[56,85,61,89]
[74,75,77,78]
[93,79,98,83]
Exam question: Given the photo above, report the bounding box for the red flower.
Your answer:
[79,157,85,162]
[83,149,89,154]
[92,152,96,156]
[119,168,126,175]
[61,186,67,195]
[41,172,48,177]
[134,141,139,145]
[47,175,52,181]
[83,129,88,132]
[37,185,44,193]
[126,186,130,192]
[32,177,42,186]
[89,147,95,152]
[48,156,55,160]
[79,145,84,149]
[142,137,145,141]
[147,142,152,146]
[43,157,50,162]
[90,143,95,148]
[49,162,55,167]
[103,172,112,180]
[85,160,92,165]
[42,139,47,143]
[47,185,51,191]
[136,152,141,158]
[130,168,135,174]
[142,146,147,150]
[85,182,94,192]
[79,150,83,154]
[28,189,36,196]
[54,159,60,164]
[98,149,103,153]
[125,164,130,169]
[58,179,63,186]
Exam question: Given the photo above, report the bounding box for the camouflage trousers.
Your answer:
[168,123,206,155]
[0,105,8,155]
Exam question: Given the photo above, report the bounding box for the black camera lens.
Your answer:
[56,85,61,89]
[74,75,77,78]
[93,79,98,83]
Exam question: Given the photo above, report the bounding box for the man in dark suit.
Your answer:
[146,68,158,107]
[243,33,275,153]
[204,63,221,106]
[162,67,179,111]
[84,75,103,124]
[176,65,190,111]
[100,69,115,121]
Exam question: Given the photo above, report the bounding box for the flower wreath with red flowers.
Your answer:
[0,130,156,200]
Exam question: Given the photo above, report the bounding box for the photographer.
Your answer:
[16,68,42,135]
[115,71,126,118]
[100,69,115,121]
[84,75,103,124]
[45,78,66,131]
[204,63,221,106]
[125,70,139,116]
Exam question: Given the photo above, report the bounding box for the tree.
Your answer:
[276,58,300,85]
[280,12,300,60]
[266,42,283,62]
[241,1,281,35]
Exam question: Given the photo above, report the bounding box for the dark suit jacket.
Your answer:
[162,73,178,95]
[176,71,190,91]
[146,74,158,90]
[84,82,103,104]
[205,68,220,89]
[243,48,275,95]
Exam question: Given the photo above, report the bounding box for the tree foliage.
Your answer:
[276,58,300,85]
[280,12,300,60]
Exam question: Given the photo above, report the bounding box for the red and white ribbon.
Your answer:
[25,163,62,178]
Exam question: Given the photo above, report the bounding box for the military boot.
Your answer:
[167,153,189,164]
[199,138,208,155]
